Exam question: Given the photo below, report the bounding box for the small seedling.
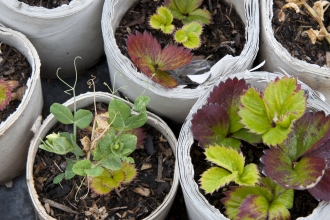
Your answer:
[278,0,330,45]
[164,0,212,25]
[0,79,19,111]
[126,31,193,88]
[199,145,259,194]
[149,6,175,34]
[174,22,203,49]
[221,177,294,220]
[39,57,150,195]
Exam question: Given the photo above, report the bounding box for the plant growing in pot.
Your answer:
[26,72,179,219]
[101,0,260,123]
[259,0,330,104]
[177,70,330,219]
[0,25,42,184]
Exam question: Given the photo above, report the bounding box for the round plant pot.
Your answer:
[0,0,104,78]
[26,92,179,220]
[0,25,43,184]
[101,0,259,123]
[177,70,330,219]
[258,0,330,104]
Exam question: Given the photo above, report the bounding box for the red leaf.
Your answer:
[0,79,12,111]
[157,45,192,71]
[237,195,268,220]
[126,31,193,88]
[127,31,161,67]
[207,77,249,110]
[308,169,330,202]
[191,103,229,148]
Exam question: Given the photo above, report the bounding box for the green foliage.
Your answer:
[221,177,293,220]
[174,22,203,49]
[239,76,306,146]
[164,0,212,25]
[199,146,259,194]
[38,60,149,195]
[149,6,175,34]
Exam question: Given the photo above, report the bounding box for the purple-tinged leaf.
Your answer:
[261,146,326,189]
[207,77,249,134]
[157,45,192,71]
[191,103,232,148]
[308,169,330,202]
[0,79,13,111]
[126,31,193,88]
[237,195,269,220]
[127,31,161,67]
[280,111,330,159]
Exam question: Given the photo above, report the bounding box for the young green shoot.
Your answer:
[149,6,175,34]
[174,22,203,49]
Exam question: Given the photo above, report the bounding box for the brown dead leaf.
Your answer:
[85,204,109,220]
[133,187,151,197]
[80,136,91,152]
[313,0,329,21]
[141,163,152,170]
[326,51,330,68]
[306,29,321,43]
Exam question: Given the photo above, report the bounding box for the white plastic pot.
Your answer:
[0,0,104,78]
[258,0,330,104]
[177,70,330,219]
[0,25,43,184]
[26,92,179,220]
[101,0,259,123]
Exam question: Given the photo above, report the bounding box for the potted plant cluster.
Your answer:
[26,68,179,219]
[177,70,330,219]
[0,24,43,184]
[101,0,259,123]
[0,0,104,78]
[259,0,330,103]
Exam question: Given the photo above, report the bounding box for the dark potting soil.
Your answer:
[115,0,246,86]
[19,0,72,9]
[33,102,176,220]
[0,42,31,122]
[191,141,319,219]
[272,0,330,67]
[20,0,72,8]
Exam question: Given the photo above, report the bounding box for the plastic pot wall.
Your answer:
[258,0,330,104]
[26,92,179,220]
[0,0,104,78]
[0,25,43,184]
[177,70,330,219]
[101,0,259,123]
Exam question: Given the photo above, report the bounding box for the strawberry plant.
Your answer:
[191,76,330,219]
[149,6,175,34]
[0,79,19,111]
[126,31,193,88]
[174,22,203,49]
[163,0,212,25]
[39,61,150,195]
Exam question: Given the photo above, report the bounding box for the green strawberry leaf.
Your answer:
[90,169,125,195]
[200,167,238,194]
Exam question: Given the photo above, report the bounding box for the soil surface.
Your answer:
[0,42,31,122]
[115,0,246,86]
[33,102,176,220]
[191,141,319,219]
[20,0,72,8]
[272,0,330,67]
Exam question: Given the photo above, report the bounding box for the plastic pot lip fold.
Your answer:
[26,92,179,220]
[101,0,260,98]
[177,70,330,220]
[0,25,41,134]
[0,0,96,18]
